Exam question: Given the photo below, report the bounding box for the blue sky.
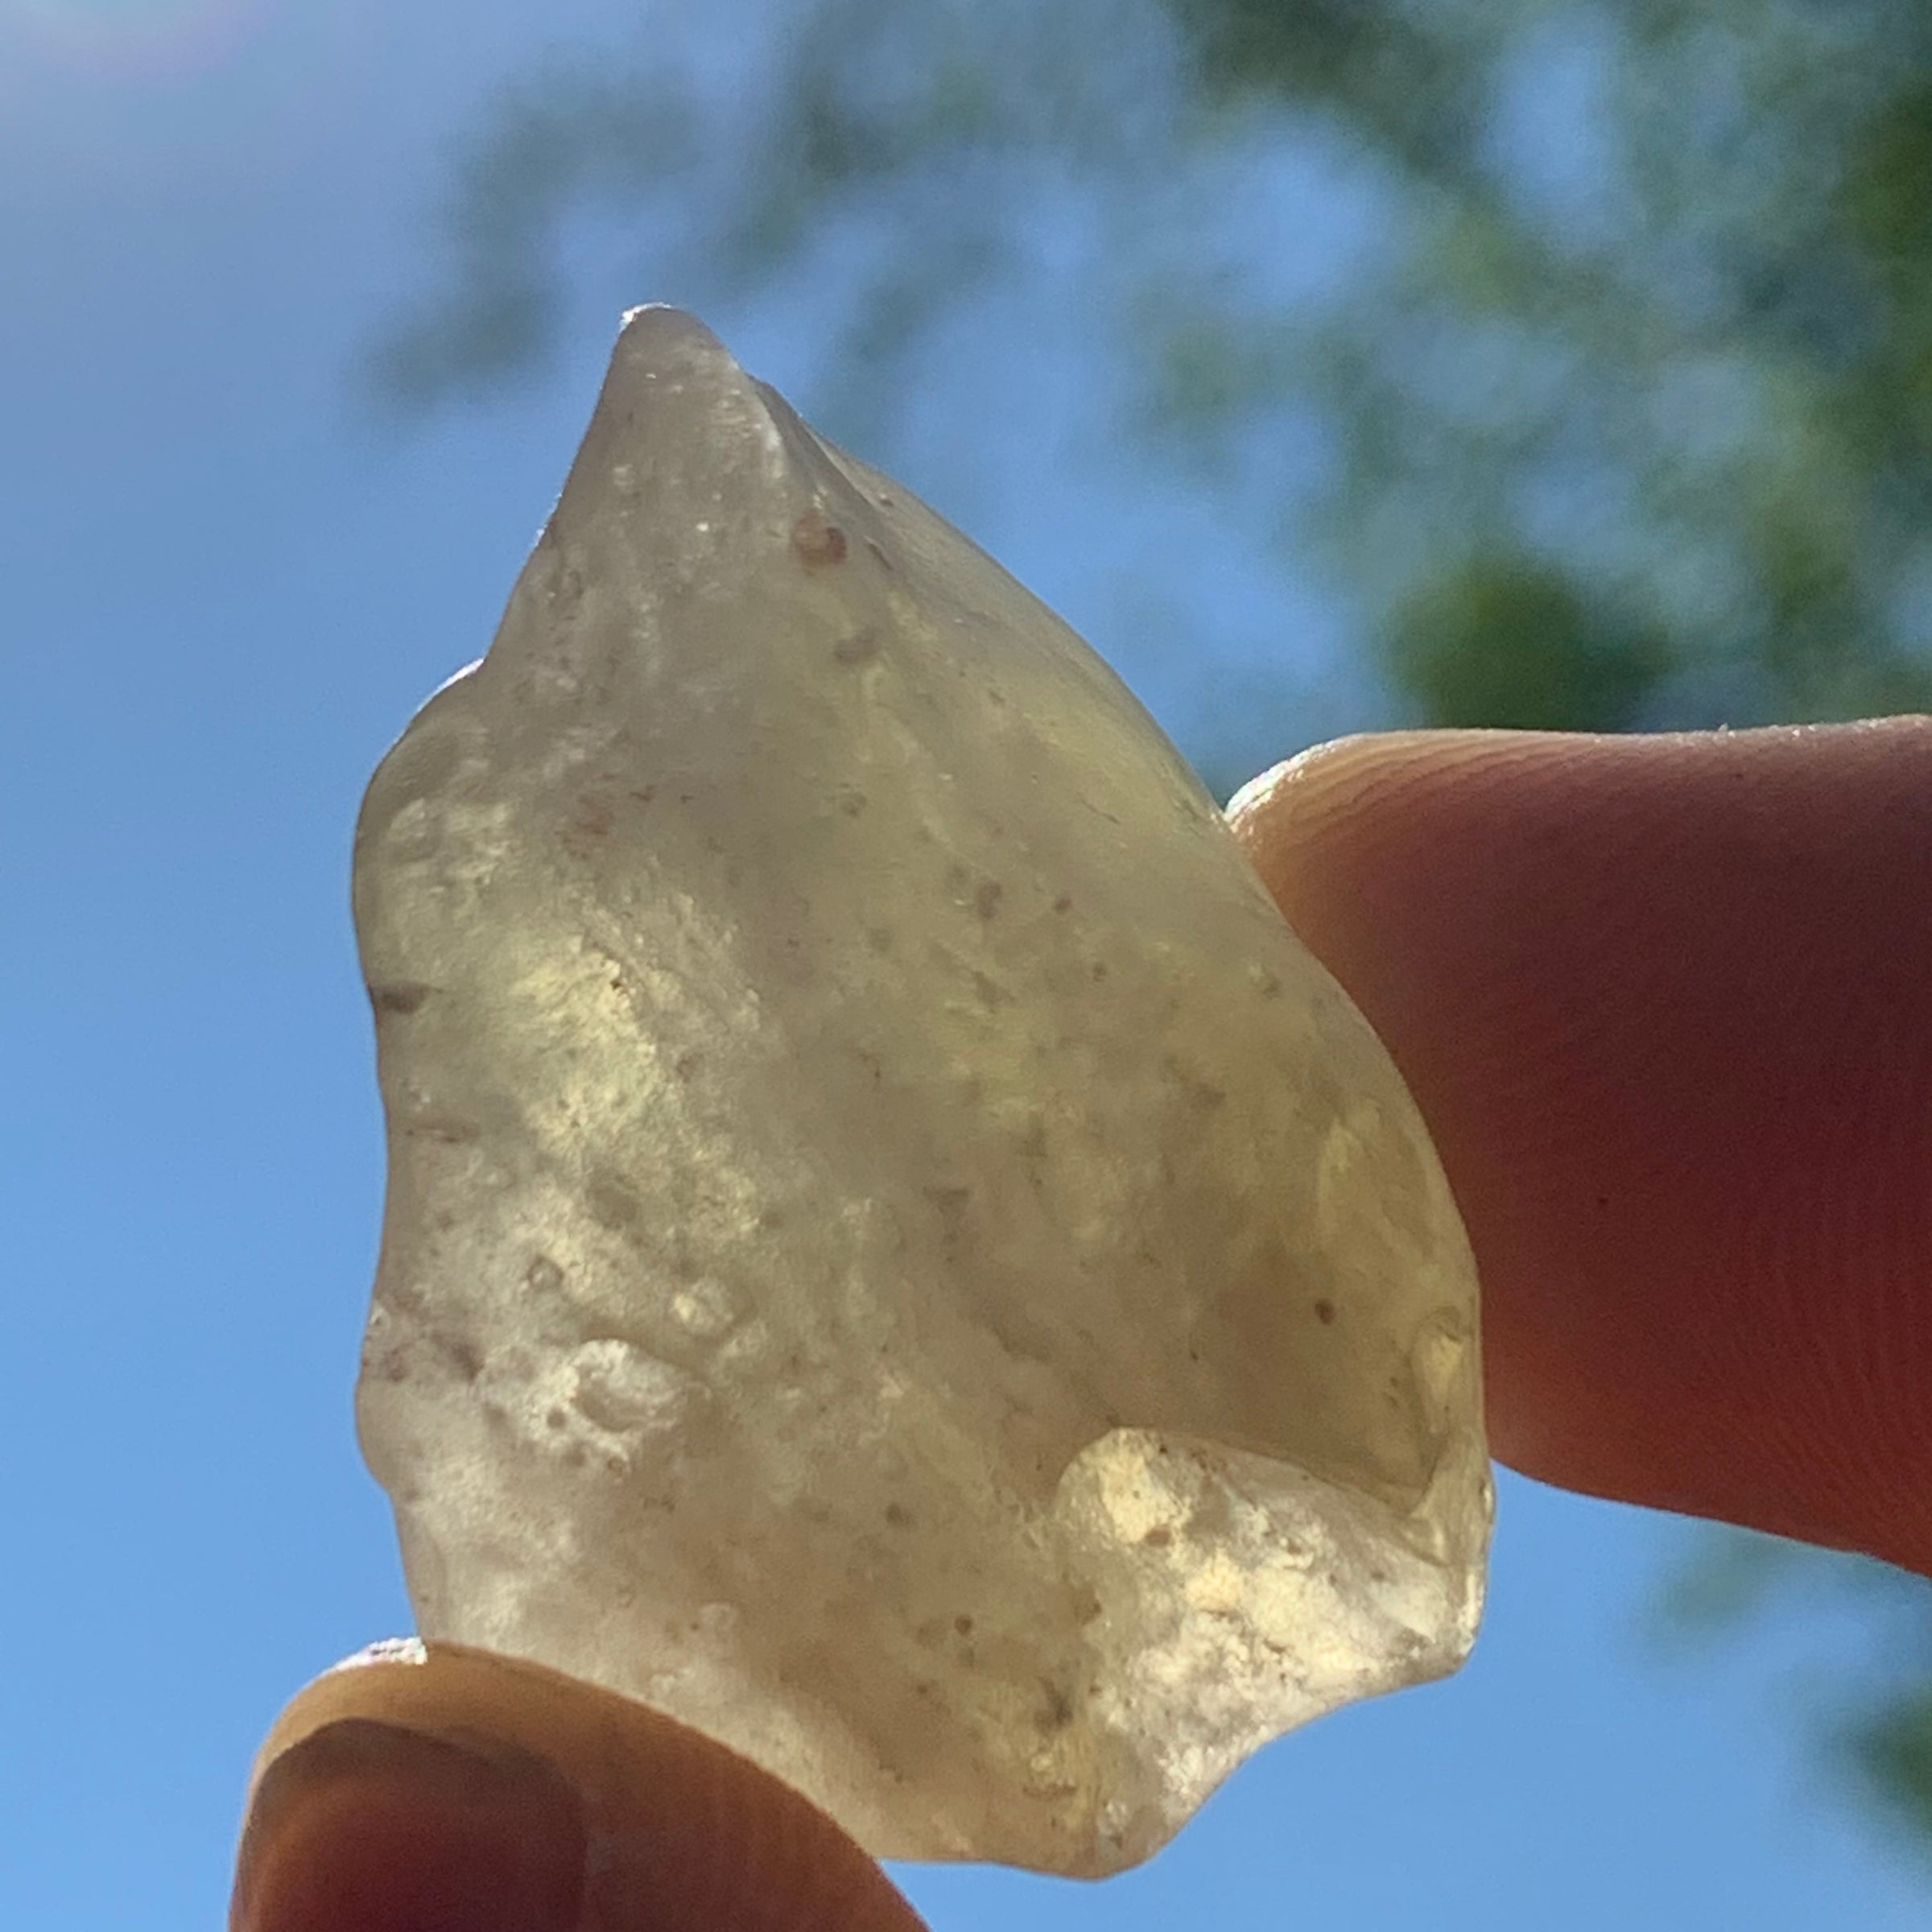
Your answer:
[2,2,1928,1926]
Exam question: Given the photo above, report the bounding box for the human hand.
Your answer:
[230,718,1932,1931]
[1229,716,1932,1579]
[227,1643,927,1932]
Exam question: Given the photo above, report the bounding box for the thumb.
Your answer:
[229,1643,930,1932]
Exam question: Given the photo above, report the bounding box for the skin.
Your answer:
[230,720,1932,1932]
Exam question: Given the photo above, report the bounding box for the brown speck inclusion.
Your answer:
[353,307,1491,1878]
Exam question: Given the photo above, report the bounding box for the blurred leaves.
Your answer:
[1852,1687,1932,1850]
[366,61,696,407]
[369,0,1932,748]
[1388,554,1670,729]
[1657,1528,1932,1864]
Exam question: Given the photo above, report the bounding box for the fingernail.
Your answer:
[231,1717,584,1932]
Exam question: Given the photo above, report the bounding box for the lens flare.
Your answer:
[3,0,267,76]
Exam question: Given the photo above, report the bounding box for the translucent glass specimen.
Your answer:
[353,307,1491,1877]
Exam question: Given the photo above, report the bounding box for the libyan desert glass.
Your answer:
[353,306,1491,1877]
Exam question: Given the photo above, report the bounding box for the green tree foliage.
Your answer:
[1387,555,1670,729]
[1855,1688,1932,1848]
[374,0,1932,741]
[372,0,1932,1856]
[1656,1530,1932,1857]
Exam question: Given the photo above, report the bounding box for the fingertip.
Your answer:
[232,1645,931,1932]
[1234,721,1932,1574]
[231,1717,584,1932]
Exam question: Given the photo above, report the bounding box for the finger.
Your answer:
[1229,720,1932,1575]
[230,1641,931,1932]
